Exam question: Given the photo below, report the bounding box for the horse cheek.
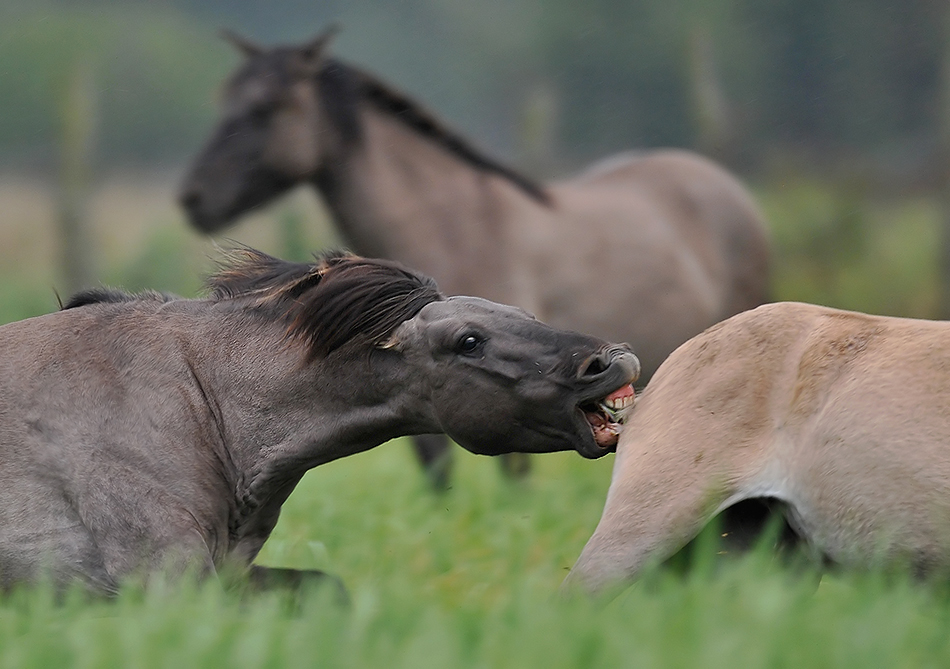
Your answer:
[263,106,318,178]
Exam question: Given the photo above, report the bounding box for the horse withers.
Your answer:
[0,249,638,595]
[566,301,950,593]
[178,28,770,487]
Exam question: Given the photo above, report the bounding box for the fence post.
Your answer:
[937,9,950,319]
[57,61,98,296]
[519,79,559,178]
[687,26,732,163]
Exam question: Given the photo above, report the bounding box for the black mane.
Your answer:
[62,288,176,310]
[318,58,551,205]
[208,248,443,358]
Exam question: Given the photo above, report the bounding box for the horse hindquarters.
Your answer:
[410,434,531,490]
[564,438,736,593]
[565,305,803,593]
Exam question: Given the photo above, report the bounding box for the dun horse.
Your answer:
[179,28,770,485]
[567,301,950,593]
[0,249,638,594]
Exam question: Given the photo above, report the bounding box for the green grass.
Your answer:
[2,176,950,665]
[1,445,950,667]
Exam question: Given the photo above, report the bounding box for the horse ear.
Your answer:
[376,333,405,352]
[221,29,264,58]
[377,317,415,352]
[298,24,341,75]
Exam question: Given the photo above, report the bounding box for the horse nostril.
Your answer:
[579,352,610,378]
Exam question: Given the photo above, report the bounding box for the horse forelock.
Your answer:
[226,49,298,103]
[208,248,443,359]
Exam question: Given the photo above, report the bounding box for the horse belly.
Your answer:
[528,196,723,378]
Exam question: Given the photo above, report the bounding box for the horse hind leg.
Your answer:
[246,566,349,606]
[410,435,531,490]
[411,434,454,490]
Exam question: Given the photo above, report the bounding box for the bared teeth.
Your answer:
[603,384,636,412]
[604,394,635,411]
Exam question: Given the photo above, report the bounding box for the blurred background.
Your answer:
[1,0,948,324]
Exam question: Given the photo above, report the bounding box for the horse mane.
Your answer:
[61,287,176,310]
[319,58,552,205]
[208,247,443,359]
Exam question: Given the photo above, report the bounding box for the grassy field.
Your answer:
[3,445,950,667]
[1,173,949,666]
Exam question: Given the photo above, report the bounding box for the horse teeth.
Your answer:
[599,403,625,424]
[604,395,633,411]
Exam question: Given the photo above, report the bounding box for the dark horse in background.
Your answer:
[179,28,771,487]
[0,249,638,594]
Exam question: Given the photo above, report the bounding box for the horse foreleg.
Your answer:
[411,434,531,489]
[498,452,531,479]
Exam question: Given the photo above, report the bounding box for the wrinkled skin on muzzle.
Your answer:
[389,297,641,459]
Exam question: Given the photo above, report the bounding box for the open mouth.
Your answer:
[580,384,636,449]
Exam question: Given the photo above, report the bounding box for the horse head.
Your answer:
[179,27,340,232]
[384,296,640,458]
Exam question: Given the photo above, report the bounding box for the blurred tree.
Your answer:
[687,26,732,161]
[518,79,560,177]
[0,6,231,166]
[0,0,946,172]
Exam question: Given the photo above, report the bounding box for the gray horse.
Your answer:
[0,249,638,594]
[179,28,770,485]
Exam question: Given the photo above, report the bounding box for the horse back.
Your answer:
[566,149,769,310]
[529,150,769,377]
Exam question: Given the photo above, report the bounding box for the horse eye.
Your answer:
[455,334,483,355]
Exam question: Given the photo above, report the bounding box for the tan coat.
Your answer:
[568,302,950,592]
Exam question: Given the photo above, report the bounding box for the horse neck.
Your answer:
[188,310,430,544]
[313,106,532,298]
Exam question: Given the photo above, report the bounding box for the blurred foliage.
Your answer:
[0,4,231,165]
[0,0,945,169]
[0,178,938,327]
[0,0,947,322]
[104,224,208,297]
[761,180,941,317]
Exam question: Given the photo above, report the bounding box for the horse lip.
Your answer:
[573,412,616,459]
[576,350,640,405]
[180,203,229,233]
[572,351,638,458]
